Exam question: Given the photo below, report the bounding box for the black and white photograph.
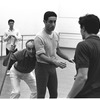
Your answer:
[0,0,100,98]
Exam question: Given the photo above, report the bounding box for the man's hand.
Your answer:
[10,45,16,52]
[59,61,67,69]
[52,59,67,69]
[67,59,74,63]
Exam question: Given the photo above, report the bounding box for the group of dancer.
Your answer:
[3,11,100,98]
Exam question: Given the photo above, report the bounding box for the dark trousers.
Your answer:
[6,48,17,70]
[35,62,58,98]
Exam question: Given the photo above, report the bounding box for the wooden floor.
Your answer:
[0,48,76,98]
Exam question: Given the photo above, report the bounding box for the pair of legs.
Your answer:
[10,65,37,98]
[35,62,58,98]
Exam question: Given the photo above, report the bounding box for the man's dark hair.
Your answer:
[8,19,15,24]
[26,39,34,47]
[44,11,57,21]
[79,14,100,34]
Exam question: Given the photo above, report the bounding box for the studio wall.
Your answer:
[0,0,100,55]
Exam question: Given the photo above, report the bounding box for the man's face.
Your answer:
[8,21,14,28]
[80,27,86,40]
[44,16,57,32]
[26,42,35,57]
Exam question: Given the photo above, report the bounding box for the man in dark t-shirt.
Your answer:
[9,39,37,98]
[67,14,100,98]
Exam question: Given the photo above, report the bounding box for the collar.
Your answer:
[8,28,15,32]
[86,34,99,40]
[43,28,54,39]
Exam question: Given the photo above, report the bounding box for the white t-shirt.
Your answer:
[3,29,21,50]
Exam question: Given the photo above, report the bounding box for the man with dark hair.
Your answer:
[9,39,37,98]
[34,11,73,98]
[67,14,100,98]
[8,19,15,24]
[3,19,21,75]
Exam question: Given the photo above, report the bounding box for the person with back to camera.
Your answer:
[34,11,73,98]
[9,39,37,98]
[67,14,100,98]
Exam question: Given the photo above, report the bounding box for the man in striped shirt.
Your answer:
[67,14,100,98]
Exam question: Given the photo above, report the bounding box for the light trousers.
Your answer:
[10,66,37,98]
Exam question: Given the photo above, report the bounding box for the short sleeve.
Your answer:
[9,53,17,66]
[74,42,89,69]
[34,36,46,56]
[12,50,24,61]
[9,50,23,66]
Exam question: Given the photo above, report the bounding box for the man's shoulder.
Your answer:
[14,49,26,56]
[4,29,9,33]
[35,30,45,41]
[78,40,91,46]
[53,31,59,38]
[13,29,20,33]
[76,40,90,50]
[53,31,59,35]
[13,49,27,60]
[36,30,44,37]
[4,29,19,34]
[78,41,85,45]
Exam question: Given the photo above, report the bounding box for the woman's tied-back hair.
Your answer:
[79,14,100,34]
[44,11,57,21]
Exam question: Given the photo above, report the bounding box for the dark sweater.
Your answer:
[9,49,36,73]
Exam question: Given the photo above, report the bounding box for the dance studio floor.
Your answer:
[0,48,76,98]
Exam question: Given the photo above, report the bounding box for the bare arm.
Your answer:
[39,53,55,64]
[34,36,66,68]
[67,68,88,98]
[57,47,73,63]
[39,53,66,68]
